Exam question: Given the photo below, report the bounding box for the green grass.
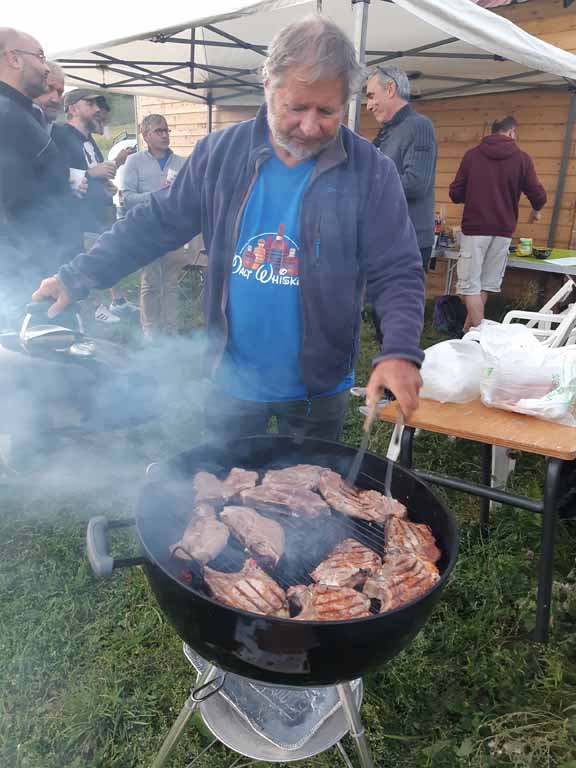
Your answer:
[1,298,576,768]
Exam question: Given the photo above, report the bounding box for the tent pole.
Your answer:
[208,96,213,134]
[347,0,370,133]
[547,88,576,248]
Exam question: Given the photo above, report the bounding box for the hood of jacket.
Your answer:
[478,134,520,160]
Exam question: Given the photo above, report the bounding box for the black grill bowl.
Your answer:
[133,436,459,687]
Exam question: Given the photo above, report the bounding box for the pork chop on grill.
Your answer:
[220,506,285,567]
[204,559,288,617]
[192,468,258,505]
[318,469,407,523]
[287,584,371,621]
[363,554,440,612]
[385,517,441,563]
[170,504,230,565]
[311,538,381,588]
[239,485,330,519]
[262,464,325,491]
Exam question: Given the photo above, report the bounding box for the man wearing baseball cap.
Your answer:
[52,89,138,321]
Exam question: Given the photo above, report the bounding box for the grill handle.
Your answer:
[86,516,146,578]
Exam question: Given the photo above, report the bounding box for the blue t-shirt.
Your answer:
[215,153,353,402]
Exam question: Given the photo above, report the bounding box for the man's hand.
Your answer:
[31,277,72,319]
[114,147,136,168]
[528,209,542,224]
[87,161,117,180]
[366,358,422,421]
[70,177,88,198]
[104,180,117,197]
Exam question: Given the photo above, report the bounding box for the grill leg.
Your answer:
[533,458,563,643]
[337,683,375,768]
[150,665,218,768]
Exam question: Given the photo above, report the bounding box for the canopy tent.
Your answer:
[5,0,576,106]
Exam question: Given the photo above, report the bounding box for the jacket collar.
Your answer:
[374,103,413,145]
[0,80,35,113]
[250,104,347,177]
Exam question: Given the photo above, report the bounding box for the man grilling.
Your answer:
[32,16,425,440]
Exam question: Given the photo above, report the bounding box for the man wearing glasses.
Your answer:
[0,27,76,319]
[122,114,190,339]
[366,66,437,272]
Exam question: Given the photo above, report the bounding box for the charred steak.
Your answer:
[364,554,440,612]
[204,559,288,617]
[220,505,285,567]
[385,518,441,563]
[262,464,326,491]
[318,469,407,523]
[240,485,330,519]
[170,505,230,565]
[311,538,381,588]
[288,584,371,621]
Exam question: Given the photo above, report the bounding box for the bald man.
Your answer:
[0,28,79,320]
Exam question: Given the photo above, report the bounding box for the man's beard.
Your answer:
[25,75,47,100]
[267,100,335,162]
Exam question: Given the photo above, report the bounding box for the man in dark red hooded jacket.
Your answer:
[449,116,547,330]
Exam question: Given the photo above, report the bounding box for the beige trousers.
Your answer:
[140,237,206,337]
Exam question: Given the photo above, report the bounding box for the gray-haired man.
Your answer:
[366,67,437,271]
[122,114,188,338]
[33,16,426,438]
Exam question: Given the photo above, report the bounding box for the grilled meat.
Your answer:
[240,485,330,519]
[192,468,258,505]
[170,505,230,565]
[204,559,288,617]
[262,464,325,491]
[288,584,371,621]
[220,505,285,567]
[311,538,381,588]
[318,469,407,523]
[193,471,228,505]
[363,554,440,612]
[224,467,259,499]
[385,518,441,563]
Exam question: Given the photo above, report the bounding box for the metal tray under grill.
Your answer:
[184,645,362,755]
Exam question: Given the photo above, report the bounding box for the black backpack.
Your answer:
[433,295,467,337]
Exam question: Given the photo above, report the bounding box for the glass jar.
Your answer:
[518,238,533,257]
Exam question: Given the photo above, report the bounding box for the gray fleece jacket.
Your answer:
[373,105,437,249]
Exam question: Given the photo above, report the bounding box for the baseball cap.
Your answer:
[64,89,110,112]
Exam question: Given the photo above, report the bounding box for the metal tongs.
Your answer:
[345,402,378,488]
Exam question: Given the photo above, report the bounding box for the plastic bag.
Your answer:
[420,338,484,403]
[479,322,576,427]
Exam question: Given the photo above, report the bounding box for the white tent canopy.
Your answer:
[5,0,576,104]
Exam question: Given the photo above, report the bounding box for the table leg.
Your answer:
[533,458,563,643]
[480,443,492,538]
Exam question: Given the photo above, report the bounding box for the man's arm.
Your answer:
[398,118,437,201]
[122,154,152,208]
[55,141,209,300]
[522,154,547,213]
[449,154,469,204]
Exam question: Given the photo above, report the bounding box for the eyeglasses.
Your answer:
[12,49,47,63]
[376,67,399,91]
[153,127,171,135]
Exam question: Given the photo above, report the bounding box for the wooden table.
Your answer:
[378,398,576,642]
[437,247,576,294]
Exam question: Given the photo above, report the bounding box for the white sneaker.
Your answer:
[95,303,121,323]
[108,299,140,319]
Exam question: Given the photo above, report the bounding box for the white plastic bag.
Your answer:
[420,339,484,403]
[479,322,576,426]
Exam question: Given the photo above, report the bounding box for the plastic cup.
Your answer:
[69,168,86,192]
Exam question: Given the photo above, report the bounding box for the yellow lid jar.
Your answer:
[518,238,533,257]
